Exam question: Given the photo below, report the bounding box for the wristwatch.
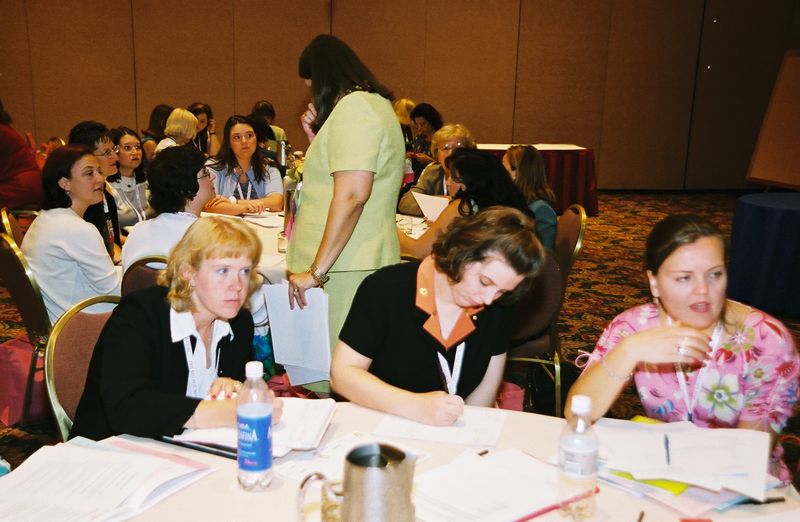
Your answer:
[307,263,330,287]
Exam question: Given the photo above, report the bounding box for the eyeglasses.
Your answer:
[94,145,119,159]
[121,144,142,152]
[440,142,465,152]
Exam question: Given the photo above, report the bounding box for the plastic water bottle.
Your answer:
[237,361,273,490]
[558,395,598,520]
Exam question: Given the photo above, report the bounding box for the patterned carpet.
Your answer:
[2,191,799,484]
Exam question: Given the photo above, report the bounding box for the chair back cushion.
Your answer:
[0,233,51,344]
[121,256,166,296]
[51,310,113,420]
[511,251,564,345]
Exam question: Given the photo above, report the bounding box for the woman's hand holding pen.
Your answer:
[417,391,464,426]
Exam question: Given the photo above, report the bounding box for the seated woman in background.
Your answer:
[204,115,284,215]
[399,148,532,259]
[121,145,217,272]
[108,127,153,228]
[141,104,173,162]
[397,123,476,216]
[188,102,221,157]
[332,207,544,425]
[407,102,443,176]
[251,100,287,154]
[71,216,283,440]
[154,108,198,155]
[21,145,122,324]
[503,145,556,250]
[567,214,799,479]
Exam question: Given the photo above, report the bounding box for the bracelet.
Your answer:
[307,263,330,287]
[601,358,633,382]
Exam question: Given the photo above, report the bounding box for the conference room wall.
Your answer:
[24,0,138,145]
[0,0,35,140]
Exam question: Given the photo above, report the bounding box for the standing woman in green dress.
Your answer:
[286,34,405,384]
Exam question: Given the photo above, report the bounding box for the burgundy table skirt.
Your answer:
[477,144,599,216]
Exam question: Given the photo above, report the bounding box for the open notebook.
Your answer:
[174,398,336,457]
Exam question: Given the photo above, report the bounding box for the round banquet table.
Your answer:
[727,192,800,317]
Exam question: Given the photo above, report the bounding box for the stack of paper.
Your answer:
[175,397,336,457]
[414,449,564,522]
[594,418,771,501]
[0,437,212,521]
[373,406,507,447]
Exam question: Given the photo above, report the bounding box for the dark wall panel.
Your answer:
[133,0,234,140]
[0,0,35,139]
[685,0,797,189]
[514,0,611,152]
[332,0,426,109]
[423,0,519,143]
[598,0,703,189]
[234,0,330,147]
[26,0,136,140]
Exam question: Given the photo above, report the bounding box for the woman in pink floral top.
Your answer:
[568,214,799,479]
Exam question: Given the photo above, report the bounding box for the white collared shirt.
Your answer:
[169,308,234,399]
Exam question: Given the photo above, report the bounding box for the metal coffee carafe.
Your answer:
[298,443,415,522]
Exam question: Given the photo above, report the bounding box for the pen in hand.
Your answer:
[663,434,671,466]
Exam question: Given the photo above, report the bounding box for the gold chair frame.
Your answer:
[45,294,120,441]
[121,255,167,296]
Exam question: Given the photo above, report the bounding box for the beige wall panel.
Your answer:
[233,0,330,148]
[685,0,797,189]
[423,0,519,143]
[332,0,427,107]
[514,0,611,152]
[26,0,136,140]
[0,0,36,139]
[133,0,234,139]
[599,0,703,189]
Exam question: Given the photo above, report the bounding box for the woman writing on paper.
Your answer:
[71,216,282,440]
[286,34,404,372]
[567,214,799,479]
[331,208,544,425]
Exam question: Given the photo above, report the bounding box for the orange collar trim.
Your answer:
[415,256,483,350]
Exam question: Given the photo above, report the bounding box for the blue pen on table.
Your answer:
[663,434,671,466]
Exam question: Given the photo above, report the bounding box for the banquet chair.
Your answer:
[121,256,167,296]
[1,207,24,246]
[0,232,52,425]
[554,204,587,281]
[506,251,566,416]
[45,295,120,441]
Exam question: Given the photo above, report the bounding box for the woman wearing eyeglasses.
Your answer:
[204,115,283,216]
[108,127,153,228]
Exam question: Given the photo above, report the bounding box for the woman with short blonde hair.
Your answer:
[154,108,198,154]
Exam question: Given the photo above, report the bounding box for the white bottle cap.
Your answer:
[245,361,264,379]
[571,395,592,416]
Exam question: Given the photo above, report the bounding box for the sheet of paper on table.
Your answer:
[175,398,336,457]
[0,437,211,521]
[264,284,330,384]
[244,212,284,228]
[373,406,507,447]
[414,449,562,522]
[594,418,770,500]
[412,192,450,222]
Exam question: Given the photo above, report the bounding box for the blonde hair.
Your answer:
[393,98,416,126]
[164,108,198,142]
[431,123,476,157]
[159,216,263,312]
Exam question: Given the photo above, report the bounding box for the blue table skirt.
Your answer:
[728,192,800,317]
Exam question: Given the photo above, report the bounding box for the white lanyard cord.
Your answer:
[436,342,465,395]
[117,184,146,222]
[235,180,253,201]
[673,322,724,422]
[182,335,220,399]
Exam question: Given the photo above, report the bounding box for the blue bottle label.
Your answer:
[237,412,272,472]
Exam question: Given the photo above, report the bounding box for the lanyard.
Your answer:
[673,321,724,422]
[436,342,465,395]
[236,180,253,201]
[117,183,146,222]
[182,335,220,399]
